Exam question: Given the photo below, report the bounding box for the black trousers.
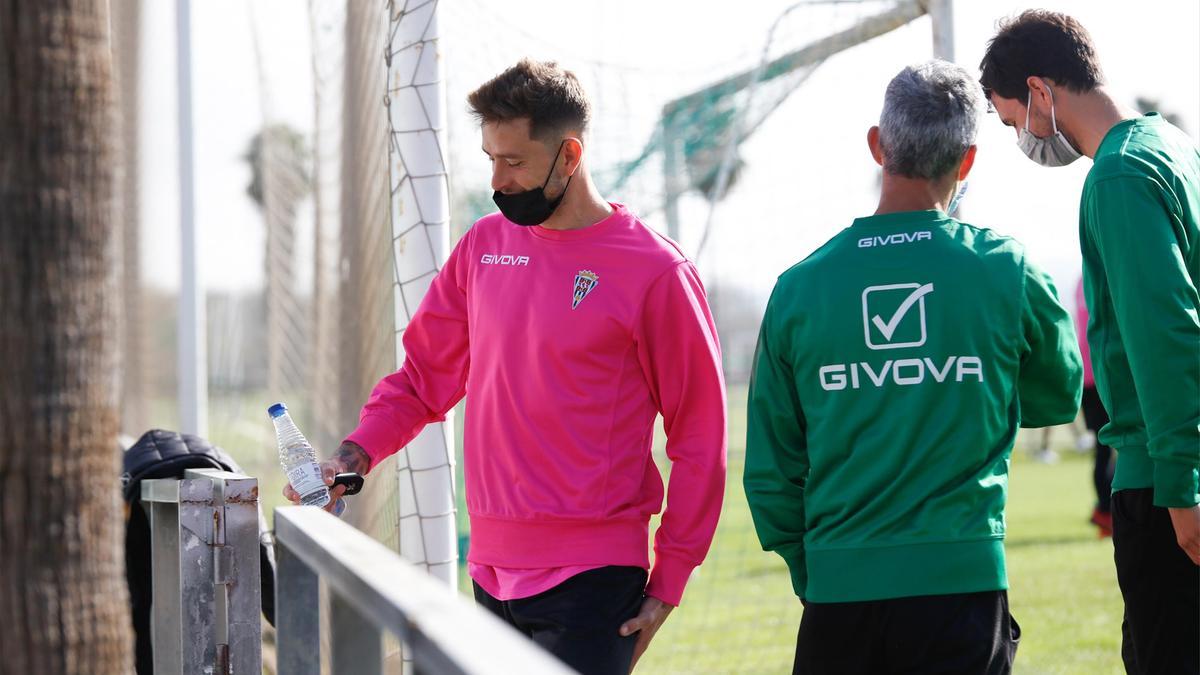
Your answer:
[1081,385,1115,513]
[793,590,1020,674]
[1112,488,1200,674]
[473,565,646,675]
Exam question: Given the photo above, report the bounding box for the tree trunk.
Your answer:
[0,1,133,673]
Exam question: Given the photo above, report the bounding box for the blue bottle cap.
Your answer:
[268,403,288,419]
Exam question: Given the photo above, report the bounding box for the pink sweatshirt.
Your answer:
[346,204,728,606]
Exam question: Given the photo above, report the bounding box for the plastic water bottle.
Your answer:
[268,402,331,508]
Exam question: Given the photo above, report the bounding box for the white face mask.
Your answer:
[947,179,968,216]
[1017,85,1081,167]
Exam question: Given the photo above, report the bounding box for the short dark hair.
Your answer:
[467,59,591,142]
[979,10,1104,100]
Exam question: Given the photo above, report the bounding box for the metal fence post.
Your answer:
[143,479,185,675]
[276,540,321,675]
[178,475,218,671]
[331,593,383,674]
[185,468,263,674]
[143,470,263,675]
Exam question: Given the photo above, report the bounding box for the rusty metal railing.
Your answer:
[141,468,262,674]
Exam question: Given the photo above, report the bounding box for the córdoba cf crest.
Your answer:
[572,270,599,309]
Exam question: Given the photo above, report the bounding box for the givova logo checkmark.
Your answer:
[861,282,934,350]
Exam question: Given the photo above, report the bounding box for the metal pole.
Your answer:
[663,0,924,115]
[176,0,207,436]
[143,470,263,674]
[142,476,217,674]
[384,0,459,591]
[177,477,218,672]
[145,480,184,674]
[275,540,322,675]
[113,0,146,436]
[928,0,955,61]
[331,593,383,674]
[186,469,263,674]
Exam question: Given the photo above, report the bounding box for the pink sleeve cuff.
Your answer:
[645,552,697,607]
[344,413,400,473]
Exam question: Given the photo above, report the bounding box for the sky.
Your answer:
[135,0,1200,317]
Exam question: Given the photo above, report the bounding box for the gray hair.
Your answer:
[878,60,984,180]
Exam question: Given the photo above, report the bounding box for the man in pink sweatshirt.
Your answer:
[284,58,727,674]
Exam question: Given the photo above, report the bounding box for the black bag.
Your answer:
[122,429,276,674]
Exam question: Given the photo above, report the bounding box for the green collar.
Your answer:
[851,209,948,229]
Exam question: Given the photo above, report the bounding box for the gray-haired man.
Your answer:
[745,60,1081,674]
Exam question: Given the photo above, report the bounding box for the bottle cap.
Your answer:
[267,403,288,419]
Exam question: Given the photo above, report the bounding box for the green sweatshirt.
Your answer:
[1080,113,1200,509]
[745,210,1082,603]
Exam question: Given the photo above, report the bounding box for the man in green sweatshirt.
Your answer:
[981,11,1199,674]
[745,60,1082,674]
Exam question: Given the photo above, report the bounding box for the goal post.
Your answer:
[384,0,459,589]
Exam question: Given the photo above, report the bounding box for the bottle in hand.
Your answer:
[268,402,331,508]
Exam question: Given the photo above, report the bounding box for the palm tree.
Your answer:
[243,124,311,402]
[0,1,134,672]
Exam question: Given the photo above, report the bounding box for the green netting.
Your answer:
[605,0,922,207]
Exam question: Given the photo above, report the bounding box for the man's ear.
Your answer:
[1025,76,1053,108]
[958,144,977,181]
[561,136,584,176]
[867,126,884,167]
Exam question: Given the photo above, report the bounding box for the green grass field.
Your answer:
[211,387,1124,674]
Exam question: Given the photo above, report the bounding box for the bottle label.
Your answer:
[288,462,326,498]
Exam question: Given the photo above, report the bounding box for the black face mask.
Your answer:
[493,141,573,226]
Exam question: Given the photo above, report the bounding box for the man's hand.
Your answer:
[619,596,674,673]
[1168,504,1200,565]
[282,441,370,514]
